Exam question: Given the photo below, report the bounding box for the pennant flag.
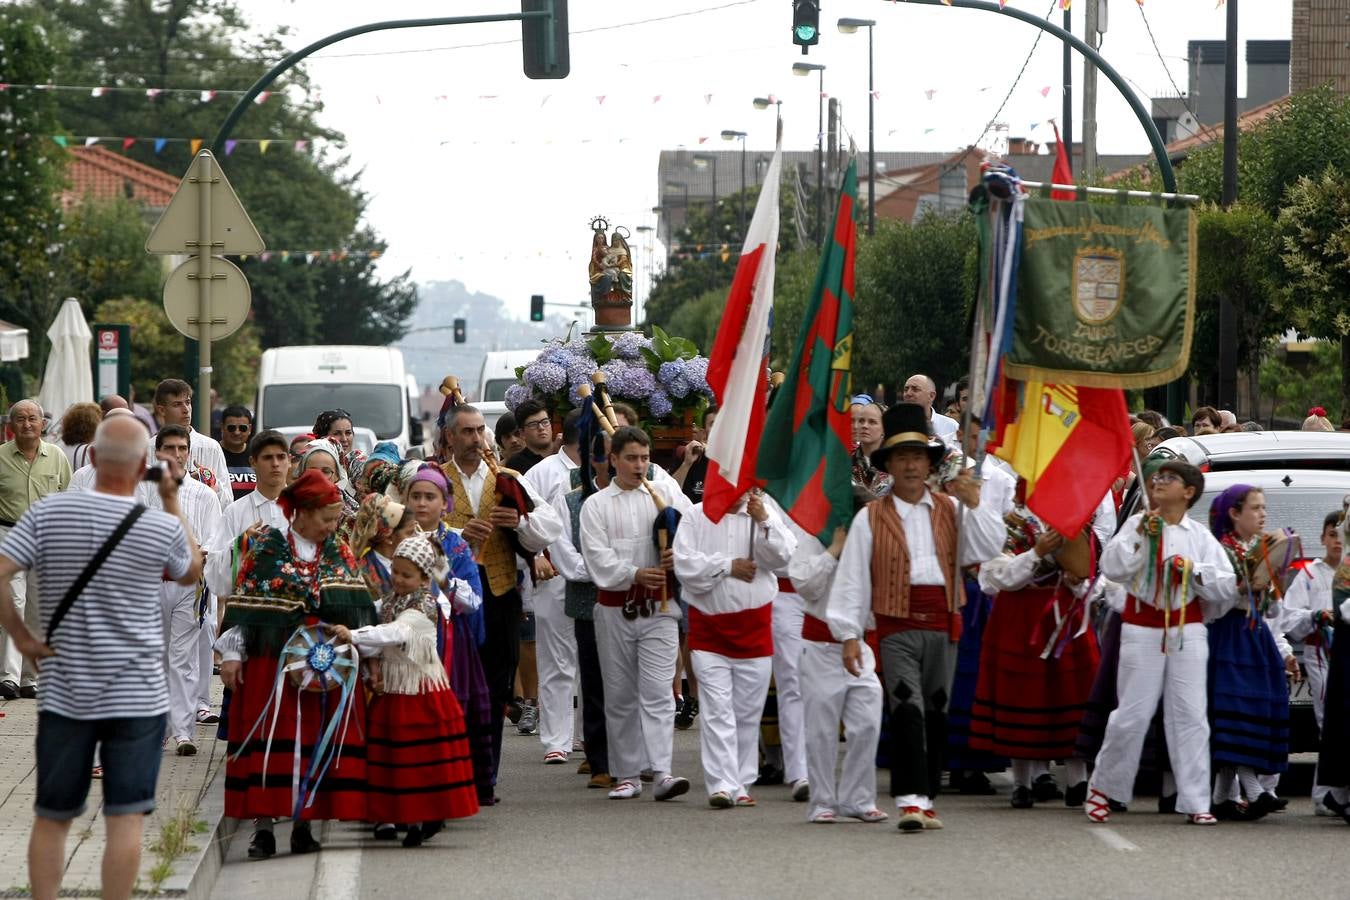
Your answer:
[704,93,713,104]
[698,136,708,144]
[925,89,937,100]
[757,159,857,544]
[146,88,161,99]
[121,137,135,151]
[0,84,9,92]
[702,141,783,522]
[652,95,661,103]
[225,139,238,156]
[1051,123,1075,200]
[294,140,308,152]
[1061,0,1072,8]
[253,91,270,104]
[84,136,99,147]
[90,87,107,97]
[259,139,271,155]
[596,95,605,104]
[994,382,1130,538]
[1040,85,1052,98]
[52,135,68,147]
[154,138,167,154]
[190,138,202,155]
[200,90,216,103]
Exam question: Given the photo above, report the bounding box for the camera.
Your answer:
[143,460,183,485]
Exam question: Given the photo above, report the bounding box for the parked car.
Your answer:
[475,349,540,433]
[1125,431,1350,754]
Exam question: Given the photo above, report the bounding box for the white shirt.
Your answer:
[785,519,838,621]
[580,478,692,592]
[978,549,1088,598]
[447,457,491,514]
[524,450,579,507]
[1100,512,1237,621]
[978,456,1016,517]
[205,489,288,597]
[826,490,1005,642]
[930,411,958,439]
[1281,557,1336,642]
[146,429,232,510]
[1091,492,1119,548]
[446,456,562,551]
[549,488,590,584]
[673,502,795,616]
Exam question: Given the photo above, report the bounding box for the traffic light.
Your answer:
[453,318,466,343]
[530,295,545,322]
[521,0,570,80]
[792,0,820,53]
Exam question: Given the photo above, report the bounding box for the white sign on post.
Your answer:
[96,329,119,399]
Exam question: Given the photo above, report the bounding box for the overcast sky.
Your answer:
[239,0,1291,325]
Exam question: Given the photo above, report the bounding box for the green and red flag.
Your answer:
[755,159,857,545]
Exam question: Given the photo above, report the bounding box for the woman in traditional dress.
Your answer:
[217,469,377,859]
[331,536,480,847]
[1207,485,1295,820]
[400,462,498,805]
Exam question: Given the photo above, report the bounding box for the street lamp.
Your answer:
[792,61,826,247]
[838,17,877,235]
[721,130,748,238]
[635,224,654,322]
[692,153,720,241]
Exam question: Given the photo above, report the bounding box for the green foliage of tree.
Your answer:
[54,196,165,317]
[93,296,260,405]
[1258,341,1343,424]
[766,248,819,371]
[853,209,977,395]
[1276,166,1350,414]
[0,7,67,358]
[29,0,415,350]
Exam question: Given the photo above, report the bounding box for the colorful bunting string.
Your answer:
[237,249,384,264]
[41,135,318,154]
[0,82,280,100]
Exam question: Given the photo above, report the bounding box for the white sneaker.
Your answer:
[654,775,690,801]
[791,779,810,802]
[1315,801,1335,817]
[608,780,642,800]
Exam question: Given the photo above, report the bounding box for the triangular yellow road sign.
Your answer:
[146,150,265,255]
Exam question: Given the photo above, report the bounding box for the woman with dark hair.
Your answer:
[313,409,356,456]
[1207,485,1298,820]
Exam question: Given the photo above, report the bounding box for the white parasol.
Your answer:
[37,297,93,425]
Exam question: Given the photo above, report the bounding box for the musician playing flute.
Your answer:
[438,404,562,796]
[579,426,695,802]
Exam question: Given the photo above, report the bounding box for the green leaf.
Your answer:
[587,334,614,364]
[639,347,664,370]
[514,365,527,381]
[671,337,699,360]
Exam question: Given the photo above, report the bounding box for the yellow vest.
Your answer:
[443,461,518,597]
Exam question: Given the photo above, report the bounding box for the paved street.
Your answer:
[211,715,1344,900]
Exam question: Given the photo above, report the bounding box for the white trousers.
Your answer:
[196,593,216,714]
[800,639,882,816]
[1307,650,1330,803]
[534,580,577,754]
[160,584,203,741]
[771,592,807,784]
[0,566,39,686]
[595,605,679,782]
[1091,622,1210,814]
[692,650,772,797]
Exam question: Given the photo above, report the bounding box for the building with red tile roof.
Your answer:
[61,146,179,212]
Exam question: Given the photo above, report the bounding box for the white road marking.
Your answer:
[1092,827,1140,852]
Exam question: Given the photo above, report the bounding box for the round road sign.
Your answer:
[162,255,252,341]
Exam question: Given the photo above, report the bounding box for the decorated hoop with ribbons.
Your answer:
[282,626,358,692]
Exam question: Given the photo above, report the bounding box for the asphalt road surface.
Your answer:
[212,718,1343,900]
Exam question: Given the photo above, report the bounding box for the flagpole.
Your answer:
[1015,181,1200,203]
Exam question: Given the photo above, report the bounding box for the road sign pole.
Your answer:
[196,153,215,434]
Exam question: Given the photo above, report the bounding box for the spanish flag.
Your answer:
[995,381,1131,538]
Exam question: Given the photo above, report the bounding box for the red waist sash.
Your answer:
[687,603,774,658]
[1121,594,1201,629]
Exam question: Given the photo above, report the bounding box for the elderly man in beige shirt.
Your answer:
[0,399,72,699]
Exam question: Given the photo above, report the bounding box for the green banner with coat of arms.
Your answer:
[1004,197,1196,389]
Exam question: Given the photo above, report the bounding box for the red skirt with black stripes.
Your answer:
[224,654,369,821]
[969,585,1100,760]
[365,684,480,823]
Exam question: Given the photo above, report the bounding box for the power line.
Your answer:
[1137,1,1219,145]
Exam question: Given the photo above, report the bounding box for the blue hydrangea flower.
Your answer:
[504,383,534,412]
[523,361,566,394]
[616,366,657,400]
[657,359,685,386]
[610,331,651,360]
[540,347,570,367]
[683,357,711,397]
[568,381,589,409]
[649,389,674,419]
[564,353,597,385]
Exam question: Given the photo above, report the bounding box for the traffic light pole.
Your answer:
[211,9,554,152]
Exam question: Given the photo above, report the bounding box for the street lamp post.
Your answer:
[721,130,748,238]
[792,62,826,247]
[838,17,877,235]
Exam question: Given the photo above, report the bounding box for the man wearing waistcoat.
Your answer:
[827,403,1004,833]
[440,405,562,791]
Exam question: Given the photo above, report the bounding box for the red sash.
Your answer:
[687,603,774,658]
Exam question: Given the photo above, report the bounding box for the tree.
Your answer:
[0,7,67,369]
[1192,203,1288,410]
[53,196,165,318]
[1258,341,1342,425]
[1276,167,1350,414]
[853,209,977,396]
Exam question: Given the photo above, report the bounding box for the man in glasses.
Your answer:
[218,406,256,502]
[506,398,555,475]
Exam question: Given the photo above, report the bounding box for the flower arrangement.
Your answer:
[507,326,714,423]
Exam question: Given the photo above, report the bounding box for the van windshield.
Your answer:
[262,384,404,439]
[481,378,517,403]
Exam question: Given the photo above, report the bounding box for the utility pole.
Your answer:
[1061,6,1073,152]
[827,97,840,218]
[1218,0,1239,413]
[1082,0,1101,179]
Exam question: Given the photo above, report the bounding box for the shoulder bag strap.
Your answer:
[46,504,148,641]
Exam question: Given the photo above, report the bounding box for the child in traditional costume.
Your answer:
[332,536,481,847]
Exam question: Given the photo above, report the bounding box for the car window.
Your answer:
[1186,485,1339,559]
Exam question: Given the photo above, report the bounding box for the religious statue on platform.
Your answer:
[588,217,634,327]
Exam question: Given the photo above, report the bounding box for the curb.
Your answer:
[156,764,235,900]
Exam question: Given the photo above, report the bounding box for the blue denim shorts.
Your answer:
[35,712,166,820]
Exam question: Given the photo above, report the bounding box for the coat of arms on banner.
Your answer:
[1072,249,1123,325]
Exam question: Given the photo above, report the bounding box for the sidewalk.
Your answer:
[0,682,230,898]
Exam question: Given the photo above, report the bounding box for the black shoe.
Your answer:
[401,824,423,848]
[18,684,36,699]
[0,680,17,700]
[1245,792,1278,821]
[373,823,397,840]
[1212,799,1243,821]
[421,820,444,841]
[1065,782,1088,808]
[674,696,695,730]
[758,764,785,786]
[1032,774,1063,803]
[290,822,321,854]
[1108,798,1128,813]
[1270,795,1289,812]
[1010,786,1034,809]
[958,771,998,796]
[1158,793,1177,815]
[246,829,276,860]
[507,698,524,725]
[1323,794,1350,825]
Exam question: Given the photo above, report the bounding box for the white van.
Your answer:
[475,349,540,432]
[257,346,423,454]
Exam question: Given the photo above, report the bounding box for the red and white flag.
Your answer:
[702,140,782,522]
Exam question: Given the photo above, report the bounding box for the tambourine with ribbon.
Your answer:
[282,625,360,692]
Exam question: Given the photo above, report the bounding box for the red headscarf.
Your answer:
[278,468,342,519]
